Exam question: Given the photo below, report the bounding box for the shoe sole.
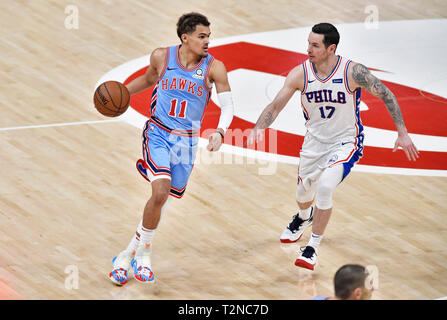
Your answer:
[280,233,303,243]
[280,219,313,243]
[108,275,128,286]
[294,258,315,271]
[134,276,155,284]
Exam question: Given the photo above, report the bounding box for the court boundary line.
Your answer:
[0,119,122,131]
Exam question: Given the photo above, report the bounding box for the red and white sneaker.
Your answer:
[295,246,318,271]
[132,243,155,283]
[280,207,313,243]
[109,250,135,286]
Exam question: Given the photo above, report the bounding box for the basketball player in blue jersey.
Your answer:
[109,12,234,285]
[247,23,419,271]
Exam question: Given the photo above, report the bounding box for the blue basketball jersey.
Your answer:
[150,45,214,132]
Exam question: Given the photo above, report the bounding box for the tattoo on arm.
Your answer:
[255,106,275,129]
[352,63,405,128]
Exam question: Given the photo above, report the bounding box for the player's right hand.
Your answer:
[207,132,223,152]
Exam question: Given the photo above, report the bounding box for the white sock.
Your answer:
[136,197,172,250]
[299,206,313,220]
[125,220,143,254]
[139,226,155,248]
[307,233,323,251]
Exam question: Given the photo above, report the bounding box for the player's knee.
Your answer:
[315,182,335,210]
[152,190,169,206]
[296,183,314,204]
[151,184,170,206]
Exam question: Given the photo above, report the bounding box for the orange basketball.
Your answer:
[93,81,130,117]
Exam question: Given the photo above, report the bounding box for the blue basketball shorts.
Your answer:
[137,120,198,199]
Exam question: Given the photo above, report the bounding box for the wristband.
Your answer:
[215,130,224,140]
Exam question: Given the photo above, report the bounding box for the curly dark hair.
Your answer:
[176,12,210,41]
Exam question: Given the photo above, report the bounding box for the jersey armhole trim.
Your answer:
[344,59,354,95]
[204,56,215,92]
[158,47,170,79]
[301,62,308,95]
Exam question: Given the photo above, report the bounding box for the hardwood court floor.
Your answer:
[0,0,446,300]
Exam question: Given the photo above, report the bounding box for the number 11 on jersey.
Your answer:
[169,99,188,118]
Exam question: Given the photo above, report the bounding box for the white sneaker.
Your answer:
[280,207,313,243]
[109,250,135,286]
[295,246,318,271]
[132,243,155,283]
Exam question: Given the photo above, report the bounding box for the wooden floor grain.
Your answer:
[0,0,446,300]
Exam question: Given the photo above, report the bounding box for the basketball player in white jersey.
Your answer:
[247,23,419,270]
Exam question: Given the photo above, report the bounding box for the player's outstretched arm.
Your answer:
[125,48,166,95]
[349,62,419,161]
[247,65,304,145]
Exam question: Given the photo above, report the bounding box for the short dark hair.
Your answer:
[312,23,340,49]
[334,264,367,300]
[177,12,210,41]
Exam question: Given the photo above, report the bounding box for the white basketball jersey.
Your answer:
[301,56,364,144]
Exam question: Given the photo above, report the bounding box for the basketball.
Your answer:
[93,81,130,117]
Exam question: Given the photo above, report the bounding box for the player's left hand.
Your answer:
[207,131,224,152]
[393,133,419,161]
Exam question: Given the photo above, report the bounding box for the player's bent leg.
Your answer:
[312,164,343,234]
[133,178,171,284]
[295,165,343,270]
[143,178,171,229]
[110,124,173,285]
[280,182,315,243]
[109,221,144,285]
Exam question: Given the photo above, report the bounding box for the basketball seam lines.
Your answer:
[95,88,117,114]
[118,83,123,117]
[94,92,116,115]
[103,82,120,114]
[94,91,117,115]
